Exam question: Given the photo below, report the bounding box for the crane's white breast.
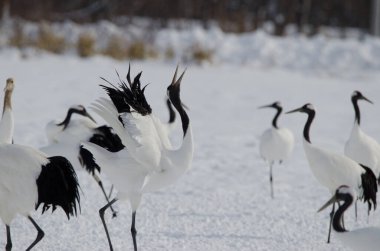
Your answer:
[0,144,47,224]
[259,127,294,162]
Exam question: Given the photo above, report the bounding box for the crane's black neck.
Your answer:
[168,88,189,137]
[303,110,315,144]
[57,108,80,130]
[176,103,189,137]
[272,107,282,129]
[166,98,176,124]
[333,194,353,233]
[351,96,361,125]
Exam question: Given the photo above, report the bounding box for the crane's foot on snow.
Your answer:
[112,211,118,218]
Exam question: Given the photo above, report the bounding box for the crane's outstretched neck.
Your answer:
[167,67,189,137]
[176,103,189,137]
[351,95,361,125]
[141,67,193,193]
[167,67,193,165]
[272,106,282,129]
[166,98,176,124]
[303,110,315,144]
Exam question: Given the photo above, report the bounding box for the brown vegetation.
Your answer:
[192,46,213,63]
[102,35,127,60]
[35,23,65,54]
[77,33,96,57]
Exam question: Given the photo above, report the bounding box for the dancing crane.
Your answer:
[82,65,193,251]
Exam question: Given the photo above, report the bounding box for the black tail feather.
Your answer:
[360,164,378,212]
[79,146,100,175]
[90,125,124,152]
[79,125,124,175]
[36,156,80,219]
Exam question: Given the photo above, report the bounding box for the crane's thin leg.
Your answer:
[108,185,114,199]
[269,162,274,199]
[6,225,12,251]
[327,202,335,244]
[367,202,371,216]
[99,198,118,251]
[355,200,358,221]
[94,174,117,218]
[367,212,370,224]
[26,216,44,251]
[131,211,138,251]
[367,202,371,224]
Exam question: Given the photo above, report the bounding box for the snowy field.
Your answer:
[0,49,380,251]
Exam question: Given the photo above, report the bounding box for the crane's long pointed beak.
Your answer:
[182,102,189,110]
[169,66,186,88]
[258,104,272,109]
[171,65,179,85]
[317,194,337,213]
[85,112,97,124]
[175,68,186,87]
[285,107,303,114]
[363,96,374,104]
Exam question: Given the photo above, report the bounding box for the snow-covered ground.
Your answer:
[0,49,379,251]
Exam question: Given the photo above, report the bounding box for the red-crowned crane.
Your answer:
[259,101,294,198]
[0,145,80,250]
[82,66,193,251]
[345,91,380,182]
[286,103,377,243]
[318,185,380,251]
[41,105,123,217]
[0,78,80,250]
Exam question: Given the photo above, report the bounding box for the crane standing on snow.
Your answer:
[344,90,380,183]
[0,78,81,250]
[259,101,294,198]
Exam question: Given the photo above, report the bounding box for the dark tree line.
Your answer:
[1,0,374,35]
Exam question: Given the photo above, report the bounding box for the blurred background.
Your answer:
[1,0,380,71]
[2,0,378,35]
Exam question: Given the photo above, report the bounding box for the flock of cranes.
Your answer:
[1,62,379,251]
[0,65,192,251]
[259,91,380,250]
